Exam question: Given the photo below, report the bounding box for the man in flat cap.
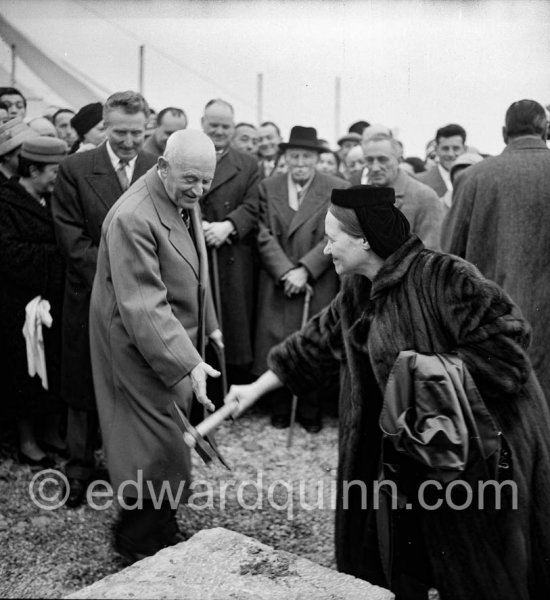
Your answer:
[253,125,349,432]
[90,129,221,563]
[51,91,156,508]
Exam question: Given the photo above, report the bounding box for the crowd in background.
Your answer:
[0,84,549,519]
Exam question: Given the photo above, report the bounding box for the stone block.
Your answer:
[66,527,393,599]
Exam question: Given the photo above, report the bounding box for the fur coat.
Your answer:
[269,235,550,599]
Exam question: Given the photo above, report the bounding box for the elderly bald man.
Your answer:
[90,129,222,563]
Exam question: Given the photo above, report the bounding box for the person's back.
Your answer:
[443,99,550,399]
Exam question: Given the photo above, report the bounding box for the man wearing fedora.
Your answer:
[253,126,349,432]
[51,91,156,508]
[0,118,36,185]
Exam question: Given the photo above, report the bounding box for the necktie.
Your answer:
[116,160,129,191]
[180,209,191,229]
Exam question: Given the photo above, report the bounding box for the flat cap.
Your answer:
[21,136,68,163]
[0,118,36,157]
[336,132,362,147]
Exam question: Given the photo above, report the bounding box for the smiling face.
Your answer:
[436,134,465,171]
[158,155,215,209]
[105,108,147,161]
[257,124,281,160]
[231,125,259,155]
[201,103,235,151]
[323,211,367,277]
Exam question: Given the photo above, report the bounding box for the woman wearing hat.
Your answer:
[69,102,106,154]
[0,137,68,466]
[227,185,550,599]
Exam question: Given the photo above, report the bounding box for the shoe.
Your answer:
[271,415,290,429]
[17,450,56,469]
[299,418,323,434]
[40,441,69,459]
[65,478,89,508]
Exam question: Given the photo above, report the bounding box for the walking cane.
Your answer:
[210,246,228,398]
[287,284,313,448]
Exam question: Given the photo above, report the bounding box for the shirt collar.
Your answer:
[106,141,138,170]
[437,163,452,189]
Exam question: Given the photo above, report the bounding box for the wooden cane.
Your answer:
[287,285,313,448]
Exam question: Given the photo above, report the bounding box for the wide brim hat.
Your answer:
[21,137,68,163]
[0,118,36,157]
[336,132,362,146]
[279,125,322,153]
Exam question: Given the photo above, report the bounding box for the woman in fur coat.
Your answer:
[226,185,550,600]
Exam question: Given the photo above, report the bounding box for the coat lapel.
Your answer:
[267,176,295,230]
[146,169,200,279]
[3,181,53,224]
[85,144,123,211]
[205,149,239,196]
[287,173,327,237]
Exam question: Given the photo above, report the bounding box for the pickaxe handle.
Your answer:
[184,399,238,448]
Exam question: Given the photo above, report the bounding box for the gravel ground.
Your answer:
[0,408,339,599]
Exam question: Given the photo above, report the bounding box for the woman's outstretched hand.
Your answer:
[223,370,284,418]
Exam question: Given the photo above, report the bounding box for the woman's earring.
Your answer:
[362,240,370,251]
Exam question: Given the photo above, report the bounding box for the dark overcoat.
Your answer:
[89,168,217,498]
[0,180,65,417]
[253,171,348,374]
[442,136,550,403]
[269,236,550,600]
[51,143,156,410]
[200,148,260,366]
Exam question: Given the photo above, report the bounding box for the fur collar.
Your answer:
[370,235,425,299]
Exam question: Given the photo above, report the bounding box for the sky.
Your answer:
[0,0,549,157]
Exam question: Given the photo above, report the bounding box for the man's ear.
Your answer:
[157,156,168,173]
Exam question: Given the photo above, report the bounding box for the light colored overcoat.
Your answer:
[253,171,348,374]
[442,136,550,400]
[89,167,217,500]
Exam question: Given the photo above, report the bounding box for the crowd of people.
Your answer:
[0,83,549,598]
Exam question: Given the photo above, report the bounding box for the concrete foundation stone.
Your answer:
[66,527,394,599]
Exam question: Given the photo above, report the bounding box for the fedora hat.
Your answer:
[279,126,322,153]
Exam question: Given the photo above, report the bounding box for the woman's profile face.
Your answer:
[323,212,366,276]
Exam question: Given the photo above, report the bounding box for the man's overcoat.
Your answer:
[253,171,348,374]
[200,148,260,366]
[51,143,156,409]
[269,236,550,600]
[442,136,550,401]
[89,167,217,498]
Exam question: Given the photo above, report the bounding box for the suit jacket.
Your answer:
[51,142,156,409]
[442,136,550,401]
[89,167,217,498]
[253,171,349,373]
[392,169,444,251]
[200,147,260,366]
[416,165,448,198]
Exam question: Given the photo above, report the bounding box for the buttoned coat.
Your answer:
[269,236,550,599]
[200,147,260,366]
[442,136,550,401]
[0,180,65,417]
[253,171,348,374]
[416,165,448,198]
[89,167,217,498]
[51,143,156,410]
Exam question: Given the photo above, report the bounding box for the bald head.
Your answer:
[201,99,235,151]
[158,129,216,208]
